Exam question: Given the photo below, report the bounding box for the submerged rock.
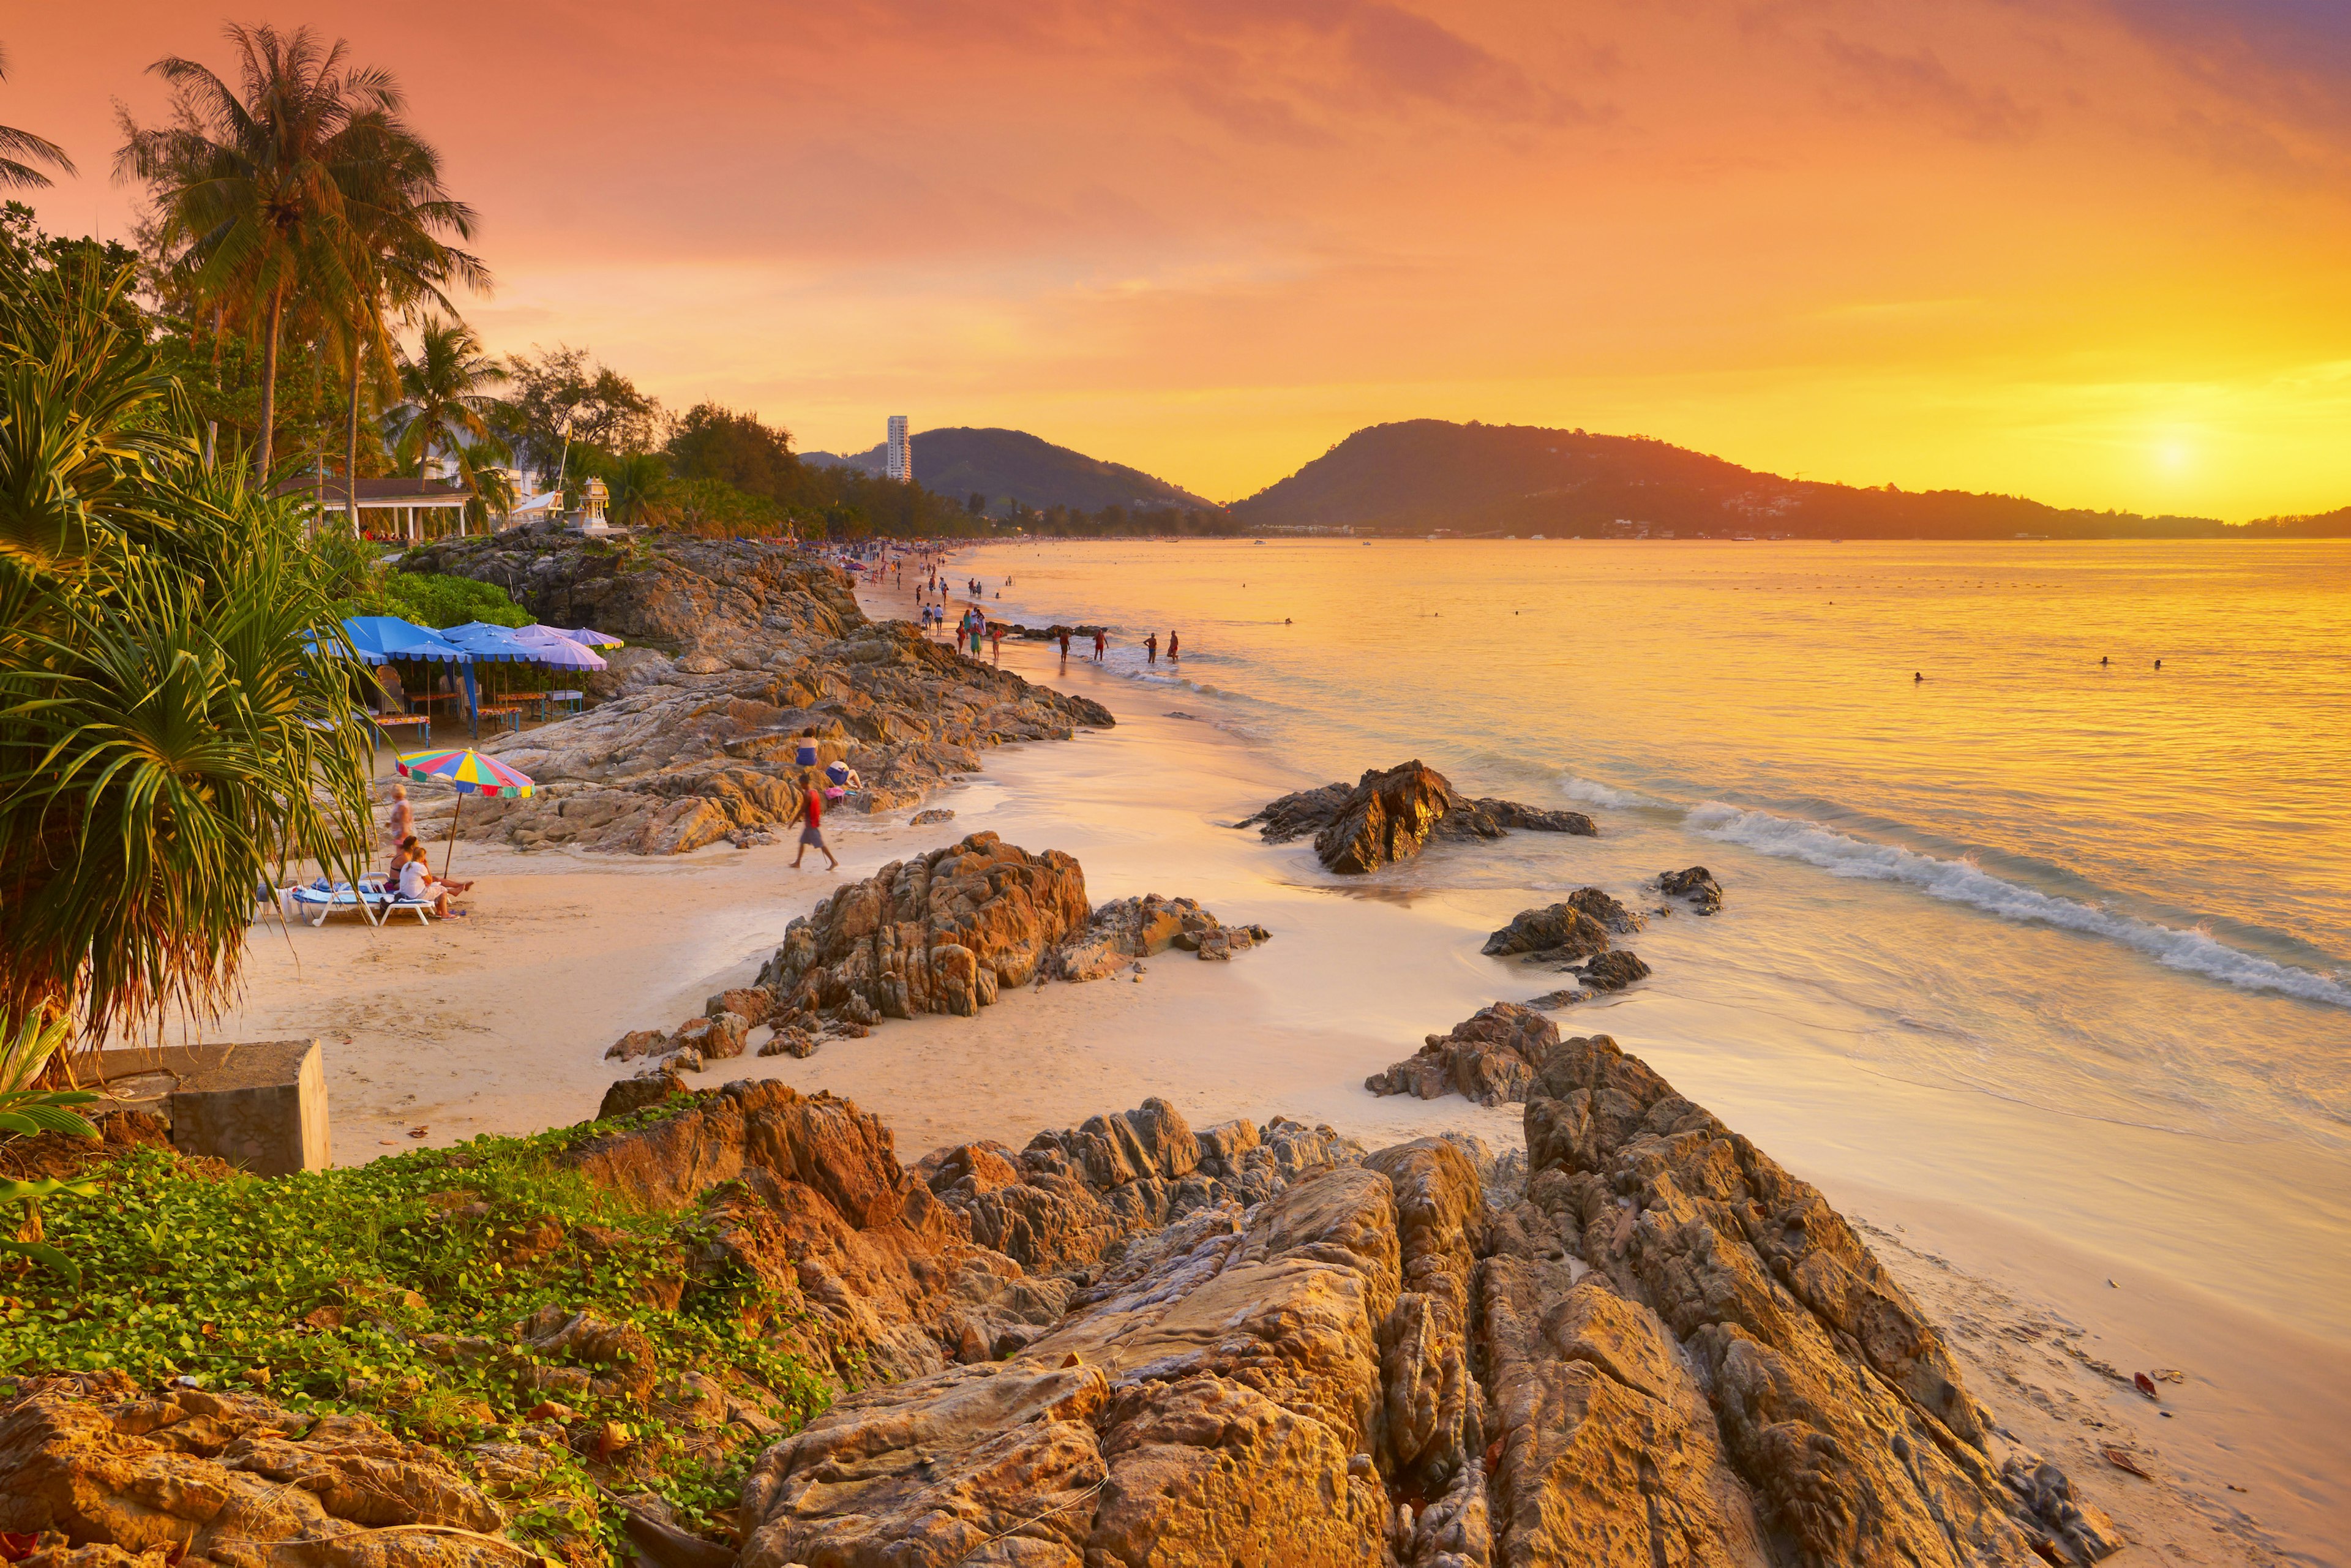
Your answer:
[1578,949,1651,990]
[1483,902,1612,961]
[1239,760,1596,873]
[1660,864,1725,913]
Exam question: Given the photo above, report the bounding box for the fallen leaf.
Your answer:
[526,1400,575,1422]
[2133,1372,2160,1401]
[302,1306,345,1331]
[407,1127,429,1138]
[2149,1368,2185,1383]
[2101,1446,2150,1479]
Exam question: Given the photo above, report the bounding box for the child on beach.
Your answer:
[989,625,1002,661]
[791,773,839,871]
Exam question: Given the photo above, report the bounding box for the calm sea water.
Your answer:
[951,538,2351,1331]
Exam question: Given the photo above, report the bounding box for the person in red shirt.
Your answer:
[790,772,838,871]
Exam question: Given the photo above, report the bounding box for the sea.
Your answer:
[944,536,2351,1341]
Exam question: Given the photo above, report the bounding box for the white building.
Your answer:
[885,415,912,482]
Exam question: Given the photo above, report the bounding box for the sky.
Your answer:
[9,1,2351,517]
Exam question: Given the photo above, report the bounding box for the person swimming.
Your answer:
[1914,672,1923,682]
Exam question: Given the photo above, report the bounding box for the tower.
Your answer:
[885,415,912,482]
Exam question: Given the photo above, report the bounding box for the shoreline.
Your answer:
[198,558,2349,1565]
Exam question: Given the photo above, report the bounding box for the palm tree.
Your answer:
[388,315,508,481]
[114,24,399,479]
[0,44,75,190]
[331,121,487,535]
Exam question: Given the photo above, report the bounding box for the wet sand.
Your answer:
[198,566,2349,1566]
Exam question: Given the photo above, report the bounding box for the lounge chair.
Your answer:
[283,876,436,927]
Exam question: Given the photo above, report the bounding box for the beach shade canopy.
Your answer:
[511,628,608,671]
[339,615,471,666]
[395,748,534,879]
[555,626,625,648]
[440,621,544,662]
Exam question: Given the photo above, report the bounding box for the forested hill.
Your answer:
[1227,419,2341,538]
[804,427,1218,516]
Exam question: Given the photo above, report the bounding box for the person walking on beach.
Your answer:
[1092,629,1106,661]
[989,624,1002,662]
[1058,628,1071,663]
[1167,631,1179,661]
[790,772,838,871]
[1145,632,1158,665]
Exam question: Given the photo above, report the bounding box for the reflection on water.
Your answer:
[947,538,2351,1336]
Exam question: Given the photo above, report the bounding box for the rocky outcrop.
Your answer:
[1578,949,1651,990]
[1365,1002,1562,1107]
[727,1044,2113,1568]
[1239,760,1595,874]
[1661,864,1725,913]
[1052,893,1272,980]
[756,833,1089,1027]
[0,1373,517,1568]
[913,1099,1360,1276]
[1499,1032,2118,1565]
[398,533,1111,855]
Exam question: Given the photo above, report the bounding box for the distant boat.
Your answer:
[1530,533,1545,540]
[1734,533,1756,541]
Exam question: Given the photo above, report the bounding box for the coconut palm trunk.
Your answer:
[345,339,363,534]
[256,282,285,479]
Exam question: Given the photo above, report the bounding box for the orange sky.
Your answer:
[10,1,2351,516]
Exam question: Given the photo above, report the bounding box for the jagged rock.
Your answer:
[908,808,956,826]
[756,832,1090,1029]
[673,1011,748,1060]
[1523,987,1595,1009]
[399,533,1111,854]
[516,1305,659,1405]
[598,1070,688,1120]
[1482,902,1612,961]
[1366,1002,1562,1108]
[1660,865,1724,913]
[1239,760,1596,873]
[1565,885,1644,933]
[704,987,774,1026]
[1059,894,1269,978]
[604,1027,667,1061]
[1578,950,1651,990]
[756,1025,817,1058]
[1506,1032,2118,1565]
[0,1373,512,1568]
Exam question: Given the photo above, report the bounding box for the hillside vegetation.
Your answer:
[1228,419,2345,539]
[806,426,1217,516]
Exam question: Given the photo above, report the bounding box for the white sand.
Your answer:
[190,580,2347,1566]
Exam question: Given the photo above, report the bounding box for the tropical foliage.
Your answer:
[0,252,376,1047]
[0,43,76,190]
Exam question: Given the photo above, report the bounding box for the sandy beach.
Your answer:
[189,564,2349,1567]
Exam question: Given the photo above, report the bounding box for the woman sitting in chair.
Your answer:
[397,844,473,917]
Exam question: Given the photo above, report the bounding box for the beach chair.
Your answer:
[285,880,378,926]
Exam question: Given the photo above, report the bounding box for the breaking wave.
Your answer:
[1685,803,2351,1009]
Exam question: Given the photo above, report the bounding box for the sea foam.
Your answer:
[1561,776,1670,810]
[1686,803,2351,1009]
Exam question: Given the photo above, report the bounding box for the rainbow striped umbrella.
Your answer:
[395,749,534,879]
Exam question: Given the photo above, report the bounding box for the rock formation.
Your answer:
[718,1054,2114,1566]
[1239,760,1595,874]
[399,532,1110,855]
[0,1373,523,1568]
[1052,892,1272,980]
[1661,864,1725,913]
[1482,887,1651,1005]
[3,1061,2115,1568]
[1366,1002,1577,1108]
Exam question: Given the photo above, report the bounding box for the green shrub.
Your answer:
[384,571,529,629]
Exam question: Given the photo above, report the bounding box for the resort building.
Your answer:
[279,476,477,541]
[885,415,912,482]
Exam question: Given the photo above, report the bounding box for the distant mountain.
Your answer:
[802,427,1218,516]
[1228,419,2275,539]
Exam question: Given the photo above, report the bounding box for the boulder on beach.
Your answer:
[1365,1000,1561,1107]
[1661,863,1725,913]
[740,839,1268,1045]
[1238,759,1595,873]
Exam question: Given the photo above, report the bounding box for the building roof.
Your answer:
[276,476,475,507]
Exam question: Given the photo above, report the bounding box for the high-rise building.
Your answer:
[885,415,912,482]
